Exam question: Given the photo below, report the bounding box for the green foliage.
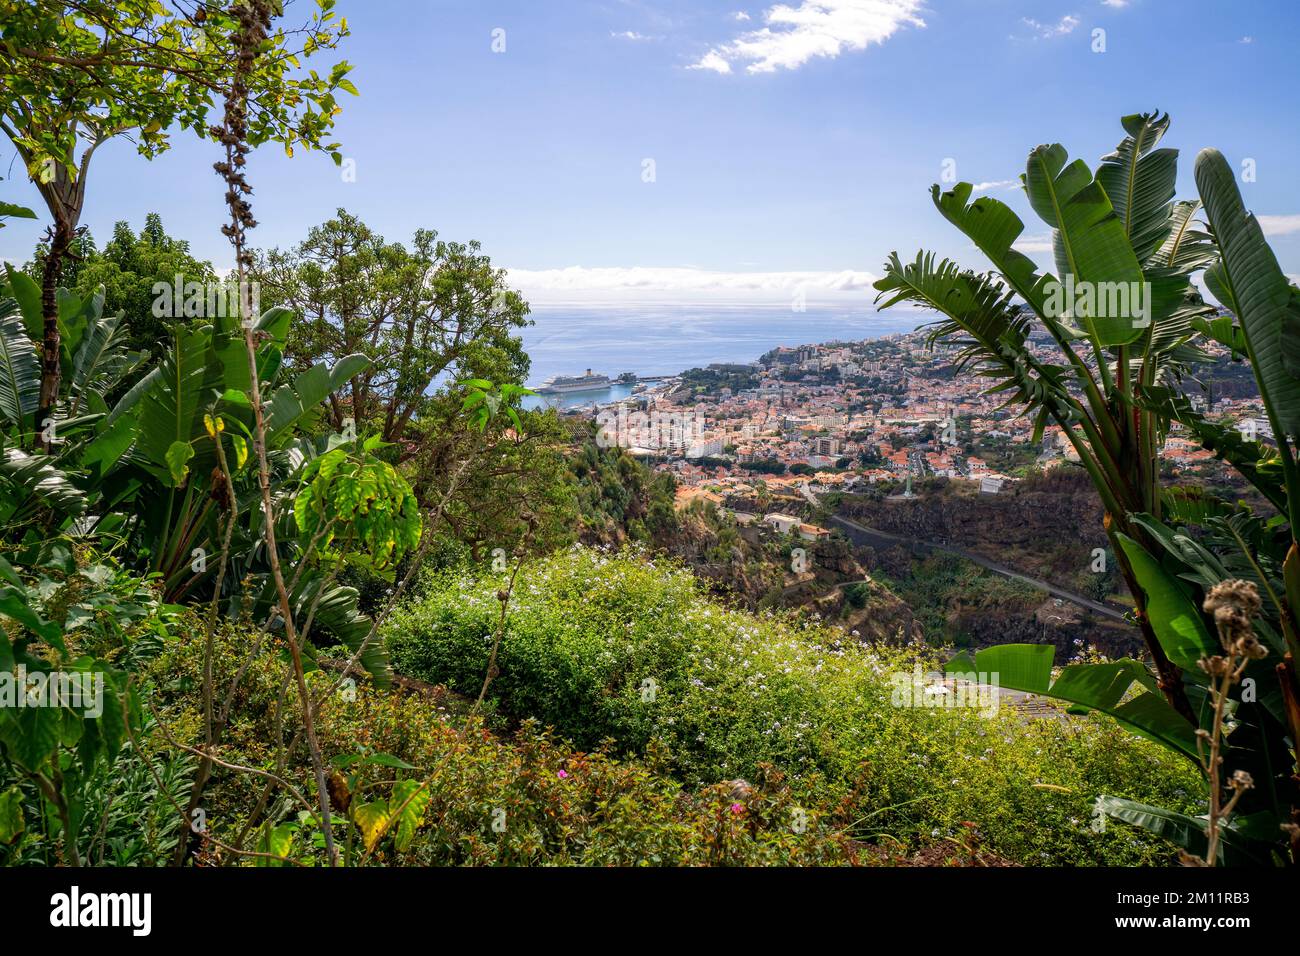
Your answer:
[0,195,35,229]
[567,425,679,544]
[877,552,1043,646]
[0,545,182,865]
[294,437,422,571]
[843,581,872,609]
[0,268,143,436]
[251,210,532,444]
[385,548,1200,865]
[875,111,1229,736]
[0,274,394,682]
[145,615,867,866]
[0,297,39,429]
[408,397,577,560]
[0,1,354,177]
[460,379,532,434]
[37,214,220,356]
[677,364,759,397]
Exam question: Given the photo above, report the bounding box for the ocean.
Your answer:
[519,304,930,409]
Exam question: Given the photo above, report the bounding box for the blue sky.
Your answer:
[2,0,1297,307]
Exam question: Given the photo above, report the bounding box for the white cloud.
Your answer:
[1258,214,1300,236]
[507,265,879,304]
[611,30,656,40]
[971,179,1019,193]
[734,10,752,20]
[1012,233,1054,254]
[689,0,926,75]
[1022,14,1081,38]
[1239,35,1254,44]
[688,50,734,73]
[1100,0,1128,8]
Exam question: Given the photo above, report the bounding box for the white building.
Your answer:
[763,513,801,535]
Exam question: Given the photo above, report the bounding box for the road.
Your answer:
[828,513,1127,622]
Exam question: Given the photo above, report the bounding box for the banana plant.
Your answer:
[928,122,1300,863]
[0,278,142,532]
[0,298,39,435]
[1191,148,1300,745]
[877,112,1215,719]
[945,644,1200,759]
[1130,150,1300,840]
[92,308,368,594]
[0,280,389,681]
[0,269,144,445]
[949,518,1297,865]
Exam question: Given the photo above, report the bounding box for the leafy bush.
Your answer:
[143,615,865,866]
[385,547,1203,864]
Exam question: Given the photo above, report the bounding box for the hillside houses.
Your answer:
[580,332,1256,502]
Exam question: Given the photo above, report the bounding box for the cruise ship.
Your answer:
[536,369,612,394]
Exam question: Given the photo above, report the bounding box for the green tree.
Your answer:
[26,213,217,355]
[408,400,576,560]
[251,209,531,445]
[0,0,354,444]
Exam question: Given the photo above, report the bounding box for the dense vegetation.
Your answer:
[873,552,1046,647]
[0,3,1295,871]
[386,548,1198,865]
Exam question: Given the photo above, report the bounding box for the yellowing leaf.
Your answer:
[165,441,195,487]
[351,799,391,851]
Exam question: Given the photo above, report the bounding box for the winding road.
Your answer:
[828,513,1127,622]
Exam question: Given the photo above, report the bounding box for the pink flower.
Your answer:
[557,770,568,779]
[730,803,743,814]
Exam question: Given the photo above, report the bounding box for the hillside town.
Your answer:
[585,329,1265,512]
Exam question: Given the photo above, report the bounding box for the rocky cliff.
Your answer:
[840,469,1112,586]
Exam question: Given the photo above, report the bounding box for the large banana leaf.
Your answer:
[1114,532,1218,672]
[1023,143,1147,346]
[2,265,42,343]
[264,353,369,446]
[0,301,39,429]
[1191,313,1247,355]
[255,571,391,685]
[1095,112,1177,264]
[1148,200,1218,273]
[56,288,89,382]
[77,414,139,488]
[1136,266,1211,359]
[1097,796,1277,866]
[875,253,1078,426]
[874,252,1030,356]
[301,577,391,686]
[1127,512,1291,726]
[1195,148,1300,437]
[929,183,1056,315]
[0,267,95,381]
[0,447,88,522]
[945,644,1199,761]
[131,316,251,486]
[68,301,140,412]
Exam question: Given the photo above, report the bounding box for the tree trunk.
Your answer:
[37,219,73,452]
